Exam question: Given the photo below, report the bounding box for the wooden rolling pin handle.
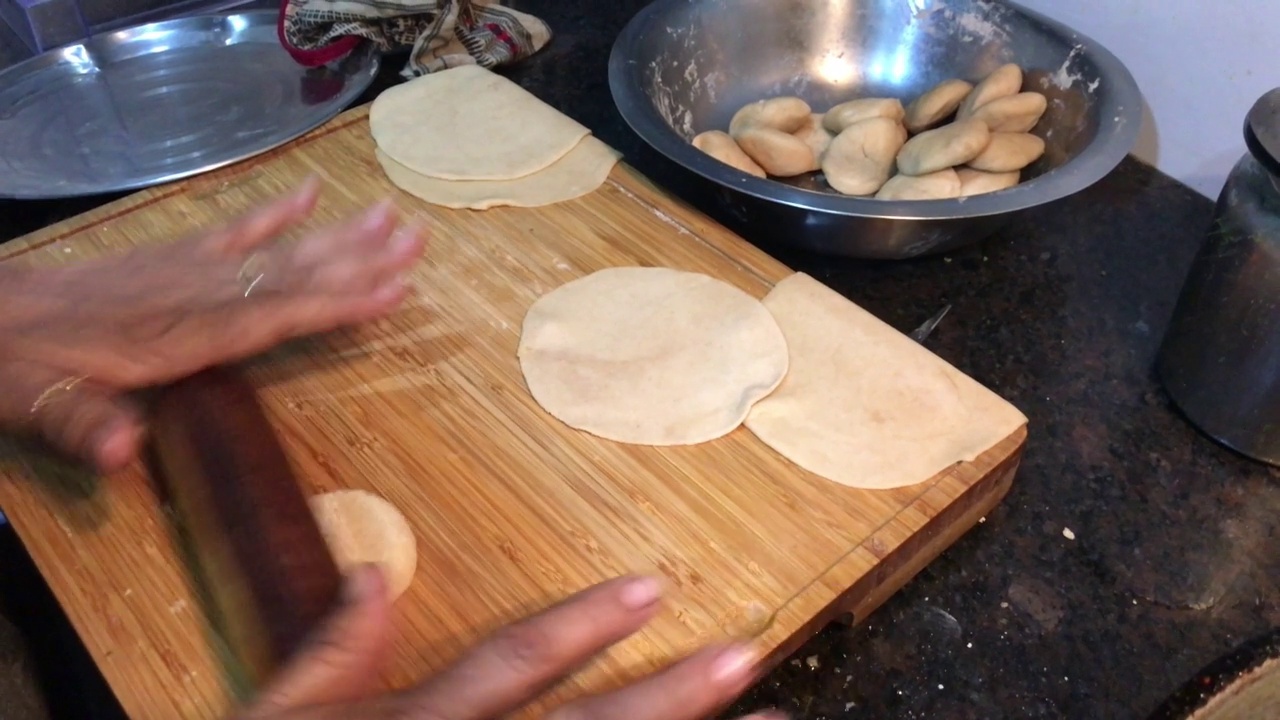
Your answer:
[146,366,343,692]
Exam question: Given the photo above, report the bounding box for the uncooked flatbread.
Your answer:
[369,64,590,180]
[375,135,620,210]
[518,267,789,445]
[745,273,1027,489]
[309,490,417,601]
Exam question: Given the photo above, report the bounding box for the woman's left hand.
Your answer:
[0,178,425,472]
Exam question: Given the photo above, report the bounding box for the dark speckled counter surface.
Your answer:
[2,1,1278,719]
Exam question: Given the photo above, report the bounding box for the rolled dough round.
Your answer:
[518,267,789,445]
[744,273,1028,489]
[370,64,590,181]
[309,490,417,601]
[375,135,620,210]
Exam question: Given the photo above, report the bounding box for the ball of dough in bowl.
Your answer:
[310,490,417,601]
[518,267,790,445]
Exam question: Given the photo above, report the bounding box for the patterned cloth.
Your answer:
[278,0,552,79]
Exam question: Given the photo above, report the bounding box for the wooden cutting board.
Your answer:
[0,106,1027,719]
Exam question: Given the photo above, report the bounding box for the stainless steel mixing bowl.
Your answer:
[608,0,1143,259]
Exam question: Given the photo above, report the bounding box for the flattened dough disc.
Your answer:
[370,64,590,180]
[375,135,620,210]
[518,267,790,445]
[745,273,1027,489]
[309,490,418,601]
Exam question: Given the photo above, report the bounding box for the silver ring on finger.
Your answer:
[29,375,88,421]
[237,251,269,299]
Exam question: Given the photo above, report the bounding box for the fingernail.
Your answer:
[342,564,384,604]
[742,712,788,720]
[363,200,395,230]
[619,576,662,610]
[391,225,418,252]
[710,645,756,684]
[371,276,408,303]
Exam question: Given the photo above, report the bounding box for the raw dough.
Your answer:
[729,97,812,136]
[310,490,418,601]
[957,63,1024,119]
[735,126,815,177]
[896,119,991,176]
[967,132,1045,172]
[875,169,962,200]
[692,131,766,177]
[822,98,906,134]
[518,267,789,445]
[905,79,974,133]
[744,273,1028,489]
[793,113,833,171]
[957,167,1021,196]
[970,92,1048,133]
[821,117,906,196]
[376,136,620,209]
[369,64,590,180]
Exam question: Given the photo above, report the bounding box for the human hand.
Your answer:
[0,179,424,472]
[238,567,783,720]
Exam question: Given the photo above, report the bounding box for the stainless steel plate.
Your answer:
[0,10,379,199]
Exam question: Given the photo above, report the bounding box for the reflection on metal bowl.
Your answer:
[608,0,1143,259]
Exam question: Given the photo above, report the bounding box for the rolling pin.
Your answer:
[146,366,343,696]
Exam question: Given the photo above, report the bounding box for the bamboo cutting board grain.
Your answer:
[0,106,1027,720]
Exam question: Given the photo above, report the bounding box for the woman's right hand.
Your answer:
[237,567,782,720]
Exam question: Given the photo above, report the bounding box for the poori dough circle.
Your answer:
[374,135,619,210]
[309,489,417,601]
[518,267,789,445]
[369,64,590,181]
[744,273,1028,490]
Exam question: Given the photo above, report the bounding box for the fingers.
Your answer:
[243,565,393,718]
[217,217,423,355]
[399,575,664,720]
[220,275,411,365]
[548,643,764,720]
[0,361,144,473]
[279,201,424,296]
[202,177,322,256]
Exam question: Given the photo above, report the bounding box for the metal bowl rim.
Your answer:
[608,0,1143,220]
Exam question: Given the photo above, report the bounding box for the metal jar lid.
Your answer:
[1245,87,1280,177]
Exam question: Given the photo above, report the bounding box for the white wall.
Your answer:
[1015,0,1277,198]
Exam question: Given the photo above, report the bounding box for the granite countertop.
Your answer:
[2,1,1279,719]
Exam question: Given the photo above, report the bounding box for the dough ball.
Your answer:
[875,169,962,200]
[956,63,1024,119]
[821,117,907,196]
[735,126,816,177]
[518,267,789,445]
[895,119,991,176]
[310,490,417,601]
[793,113,834,171]
[729,97,812,136]
[821,98,906,134]
[370,64,589,181]
[904,79,974,133]
[375,136,619,210]
[969,92,1048,133]
[967,132,1045,173]
[744,273,1028,490]
[692,131,766,178]
[957,167,1021,197]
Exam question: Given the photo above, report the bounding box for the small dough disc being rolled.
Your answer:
[375,136,620,210]
[745,273,1027,489]
[370,64,590,180]
[518,267,789,445]
[310,490,417,600]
